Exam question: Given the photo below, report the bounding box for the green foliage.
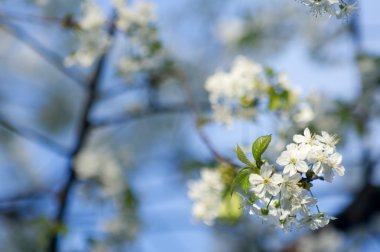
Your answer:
[236,145,255,168]
[230,135,273,196]
[218,193,243,224]
[267,86,295,111]
[252,134,272,167]
[228,168,251,196]
[34,217,68,249]
[241,174,251,194]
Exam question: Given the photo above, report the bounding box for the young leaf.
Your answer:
[252,135,272,167]
[241,174,250,193]
[229,168,251,196]
[236,145,255,167]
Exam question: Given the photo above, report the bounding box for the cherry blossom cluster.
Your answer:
[64,0,157,68]
[205,56,299,125]
[247,128,344,231]
[187,168,226,225]
[188,129,345,230]
[297,0,357,18]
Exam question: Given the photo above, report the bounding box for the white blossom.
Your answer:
[297,228,343,252]
[75,149,125,196]
[205,56,267,124]
[246,128,344,231]
[293,104,315,125]
[64,0,108,67]
[188,169,225,225]
[113,0,156,32]
[280,172,302,198]
[276,145,309,175]
[298,0,357,19]
[79,0,106,30]
[249,164,282,197]
[298,213,336,230]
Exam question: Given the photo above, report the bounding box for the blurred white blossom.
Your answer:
[297,228,343,252]
[298,0,358,18]
[188,169,225,225]
[75,149,124,196]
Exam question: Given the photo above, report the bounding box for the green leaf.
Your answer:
[252,135,272,167]
[229,168,251,195]
[218,192,243,223]
[236,145,255,167]
[241,174,251,193]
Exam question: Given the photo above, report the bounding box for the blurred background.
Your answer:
[0,0,380,251]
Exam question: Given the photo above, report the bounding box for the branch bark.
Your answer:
[46,17,117,252]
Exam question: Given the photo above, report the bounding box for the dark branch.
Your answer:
[46,16,117,252]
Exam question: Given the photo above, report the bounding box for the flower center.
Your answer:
[263,178,270,185]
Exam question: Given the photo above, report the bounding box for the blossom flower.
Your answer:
[249,164,282,197]
[276,145,309,175]
[293,128,316,147]
[317,131,339,150]
[188,169,225,225]
[291,190,318,216]
[189,128,344,231]
[64,0,108,67]
[293,104,315,125]
[78,0,106,30]
[75,149,124,196]
[280,172,302,198]
[113,0,156,32]
[323,152,345,182]
[298,0,358,18]
[298,213,336,230]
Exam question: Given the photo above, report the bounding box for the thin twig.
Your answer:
[0,11,65,25]
[0,22,87,90]
[0,112,69,156]
[92,103,192,128]
[177,73,237,167]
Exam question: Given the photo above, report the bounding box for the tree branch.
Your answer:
[0,112,69,156]
[0,22,86,90]
[177,73,238,167]
[92,103,193,128]
[46,16,117,252]
[0,11,65,25]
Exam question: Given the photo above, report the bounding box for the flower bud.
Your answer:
[261,208,269,216]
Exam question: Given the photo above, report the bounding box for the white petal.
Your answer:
[304,128,311,138]
[271,173,283,184]
[289,173,302,182]
[296,161,309,173]
[323,168,334,183]
[276,154,290,166]
[293,135,306,143]
[334,165,345,176]
[266,184,280,196]
[261,164,273,178]
[312,162,322,175]
[249,174,263,185]
[284,164,297,175]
